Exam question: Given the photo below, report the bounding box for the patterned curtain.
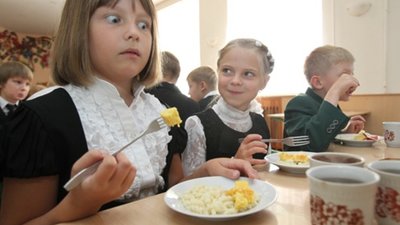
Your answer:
[0,29,53,71]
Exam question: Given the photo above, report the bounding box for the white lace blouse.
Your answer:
[182,98,264,176]
[63,78,171,201]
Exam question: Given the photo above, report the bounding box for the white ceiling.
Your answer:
[0,0,165,35]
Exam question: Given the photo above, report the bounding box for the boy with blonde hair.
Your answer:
[284,45,365,152]
[187,66,219,111]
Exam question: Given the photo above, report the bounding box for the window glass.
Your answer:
[226,0,322,95]
[158,0,322,96]
[158,1,200,96]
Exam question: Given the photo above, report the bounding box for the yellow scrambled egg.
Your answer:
[353,130,378,141]
[279,152,308,165]
[354,130,368,141]
[225,180,257,212]
[160,107,182,127]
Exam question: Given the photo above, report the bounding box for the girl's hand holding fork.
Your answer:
[65,151,136,218]
[235,134,268,165]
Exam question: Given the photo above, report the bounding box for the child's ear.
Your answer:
[310,75,323,89]
[199,81,207,91]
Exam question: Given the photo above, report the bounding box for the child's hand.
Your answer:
[235,134,267,165]
[344,115,366,133]
[69,150,136,207]
[204,158,259,180]
[325,74,359,105]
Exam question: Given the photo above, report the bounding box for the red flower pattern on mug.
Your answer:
[310,195,365,225]
[384,130,395,141]
[375,186,400,222]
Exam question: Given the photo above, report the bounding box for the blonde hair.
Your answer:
[304,45,355,82]
[0,61,33,86]
[161,51,180,80]
[52,0,161,88]
[217,38,274,74]
[187,66,217,90]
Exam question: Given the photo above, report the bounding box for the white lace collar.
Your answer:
[87,78,146,106]
[212,98,263,132]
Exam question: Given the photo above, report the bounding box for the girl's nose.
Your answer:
[125,25,140,41]
[230,74,242,85]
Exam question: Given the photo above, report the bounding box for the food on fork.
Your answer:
[179,180,259,215]
[353,130,379,141]
[279,152,309,165]
[160,107,182,127]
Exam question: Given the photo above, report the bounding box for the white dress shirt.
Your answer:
[63,78,171,201]
[0,96,18,115]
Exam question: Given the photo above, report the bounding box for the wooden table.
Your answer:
[58,141,399,225]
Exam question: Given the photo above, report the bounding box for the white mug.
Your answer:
[383,122,400,148]
[367,160,400,225]
[306,165,379,225]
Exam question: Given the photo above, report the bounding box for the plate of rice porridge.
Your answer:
[164,176,277,221]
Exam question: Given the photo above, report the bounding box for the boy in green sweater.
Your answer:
[284,45,365,152]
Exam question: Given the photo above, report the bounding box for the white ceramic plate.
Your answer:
[164,176,277,221]
[335,133,376,147]
[265,151,314,174]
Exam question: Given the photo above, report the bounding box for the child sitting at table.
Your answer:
[186,66,219,111]
[183,38,274,176]
[284,45,365,152]
[0,1,258,225]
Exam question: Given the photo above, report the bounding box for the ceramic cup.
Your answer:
[309,152,365,168]
[306,165,379,225]
[367,160,400,225]
[383,122,400,147]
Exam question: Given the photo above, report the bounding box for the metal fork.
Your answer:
[238,135,310,147]
[63,117,167,191]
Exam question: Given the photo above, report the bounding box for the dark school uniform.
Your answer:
[197,108,270,160]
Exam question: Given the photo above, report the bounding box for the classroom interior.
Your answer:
[0,0,399,149]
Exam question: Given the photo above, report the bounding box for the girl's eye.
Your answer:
[138,21,149,30]
[106,15,121,24]
[221,68,233,75]
[243,71,256,78]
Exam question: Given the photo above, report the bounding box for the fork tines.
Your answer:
[287,135,310,147]
[294,140,310,145]
[157,117,167,128]
[291,135,309,140]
